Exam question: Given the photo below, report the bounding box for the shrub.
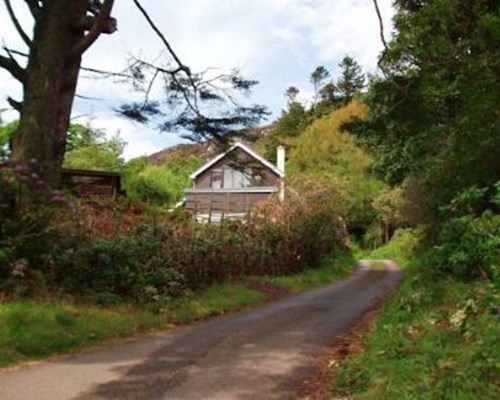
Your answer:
[426,184,500,282]
[0,160,82,295]
[59,227,186,303]
[430,211,500,281]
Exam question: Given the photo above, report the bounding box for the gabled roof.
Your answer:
[189,142,285,180]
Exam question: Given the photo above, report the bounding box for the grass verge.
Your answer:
[332,268,500,399]
[162,282,266,323]
[256,249,356,292]
[0,248,357,368]
[0,301,165,368]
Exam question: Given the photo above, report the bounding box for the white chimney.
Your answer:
[277,145,285,202]
[277,145,285,174]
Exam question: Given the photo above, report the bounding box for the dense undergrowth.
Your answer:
[0,158,348,305]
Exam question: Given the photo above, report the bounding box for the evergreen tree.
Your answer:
[310,66,330,103]
[337,55,365,104]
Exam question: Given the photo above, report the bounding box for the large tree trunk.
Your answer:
[11,1,99,188]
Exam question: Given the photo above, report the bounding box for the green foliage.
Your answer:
[66,123,104,151]
[0,121,17,158]
[368,228,424,268]
[257,248,355,292]
[332,270,500,399]
[0,121,124,169]
[286,102,384,238]
[58,227,186,303]
[429,211,500,282]
[346,0,500,280]
[355,0,500,195]
[123,154,203,205]
[64,132,125,172]
[0,301,165,367]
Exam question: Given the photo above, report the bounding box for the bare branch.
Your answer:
[72,0,116,56]
[131,0,191,78]
[75,94,103,101]
[372,0,388,51]
[143,69,159,105]
[6,47,132,79]
[4,0,32,47]
[0,53,25,83]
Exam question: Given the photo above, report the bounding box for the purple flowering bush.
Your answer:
[0,160,82,294]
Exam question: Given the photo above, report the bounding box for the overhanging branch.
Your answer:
[131,0,192,79]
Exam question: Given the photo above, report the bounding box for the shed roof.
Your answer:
[189,142,285,180]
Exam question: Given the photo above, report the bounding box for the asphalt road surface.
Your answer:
[0,260,402,400]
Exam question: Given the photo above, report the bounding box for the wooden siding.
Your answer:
[194,147,280,189]
[185,189,277,215]
[60,169,122,197]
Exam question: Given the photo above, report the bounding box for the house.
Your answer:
[184,142,285,222]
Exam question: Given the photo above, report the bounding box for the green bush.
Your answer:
[59,227,185,303]
[430,211,500,281]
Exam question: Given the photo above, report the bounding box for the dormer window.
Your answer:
[211,168,223,189]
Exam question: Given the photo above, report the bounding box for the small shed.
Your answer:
[60,168,122,197]
[184,142,285,222]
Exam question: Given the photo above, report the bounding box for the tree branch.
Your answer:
[6,47,132,79]
[7,96,22,112]
[71,0,116,56]
[0,54,25,83]
[4,0,32,47]
[131,0,191,78]
[372,0,388,51]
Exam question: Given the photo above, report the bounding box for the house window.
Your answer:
[211,168,223,189]
[224,168,251,189]
[253,173,264,186]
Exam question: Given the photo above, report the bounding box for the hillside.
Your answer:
[147,125,275,166]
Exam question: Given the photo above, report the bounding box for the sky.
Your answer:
[0,0,394,160]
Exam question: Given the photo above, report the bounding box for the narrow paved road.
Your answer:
[0,261,402,400]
